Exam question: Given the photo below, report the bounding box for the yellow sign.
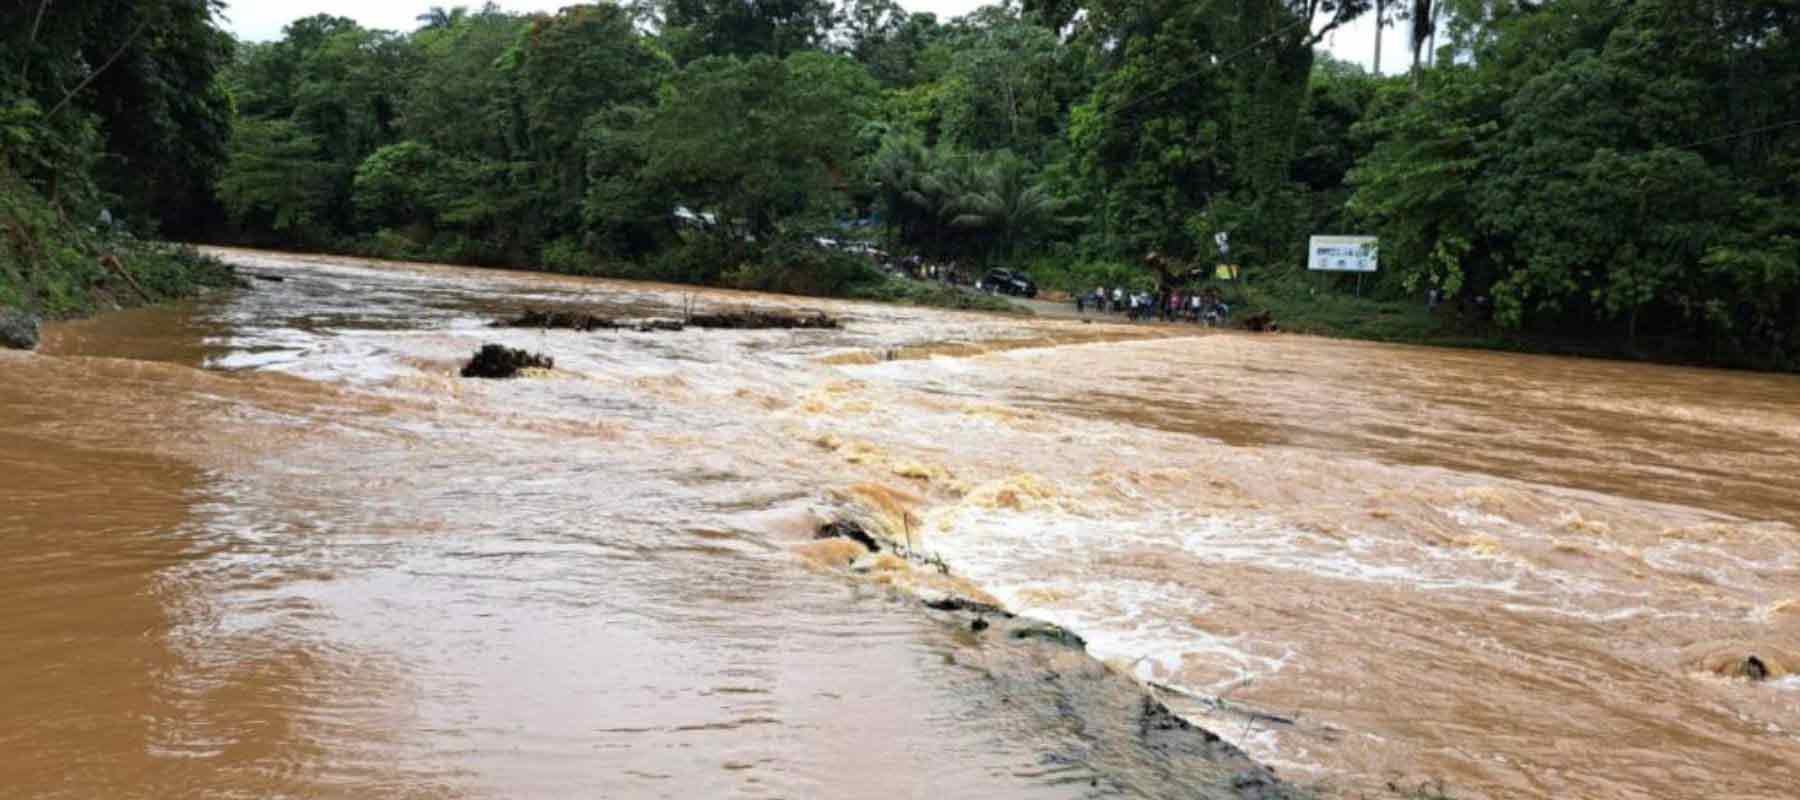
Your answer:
[1214,264,1240,281]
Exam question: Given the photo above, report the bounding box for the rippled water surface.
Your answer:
[3,248,1797,799]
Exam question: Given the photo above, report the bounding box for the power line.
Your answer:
[1675,118,1800,151]
[1105,15,1315,118]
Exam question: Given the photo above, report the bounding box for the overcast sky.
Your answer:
[219,0,1412,76]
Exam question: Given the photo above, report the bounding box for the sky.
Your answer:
[219,0,1414,76]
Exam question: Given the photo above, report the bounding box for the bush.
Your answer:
[845,274,1023,313]
[540,236,595,275]
[645,234,742,285]
[1021,255,1150,294]
[722,235,882,297]
[3,166,240,317]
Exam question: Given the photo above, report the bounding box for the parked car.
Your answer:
[983,268,1038,298]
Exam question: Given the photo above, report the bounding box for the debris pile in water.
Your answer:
[460,343,554,379]
[686,310,838,329]
[492,309,617,331]
[492,307,839,332]
[0,308,40,350]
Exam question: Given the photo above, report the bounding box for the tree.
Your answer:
[416,6,470,30]
[841,0,945,88]
[642,53,872,250]
[651,0,840,62]
[944,150,1074,261]
[503,4,668,250]
[217,118,339,239]
[935,8,1085,158]
[2,0,236,232]
[1068,0,1235,262]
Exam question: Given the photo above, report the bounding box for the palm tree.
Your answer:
[416,6,468,31]
[871,133,933,246]
[943,151,1072,262]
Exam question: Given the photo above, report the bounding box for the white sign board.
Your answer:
[1307,235,1378,273]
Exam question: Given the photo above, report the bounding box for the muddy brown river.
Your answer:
[3,248,1797,799]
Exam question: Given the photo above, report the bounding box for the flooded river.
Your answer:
[3,249,1797,798]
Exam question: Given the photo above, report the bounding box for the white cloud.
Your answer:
[221,0,1405,74]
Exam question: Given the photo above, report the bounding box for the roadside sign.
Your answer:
[1307,235,1378,272]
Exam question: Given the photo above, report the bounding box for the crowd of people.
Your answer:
[1076,286,1232,325]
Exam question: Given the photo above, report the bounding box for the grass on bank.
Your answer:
[2,171,238,317]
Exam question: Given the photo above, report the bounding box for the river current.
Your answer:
[2,248,1796,799]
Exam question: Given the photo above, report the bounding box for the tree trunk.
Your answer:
[1374,0,1385,74]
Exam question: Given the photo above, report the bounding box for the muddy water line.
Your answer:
[4,247,1798,798]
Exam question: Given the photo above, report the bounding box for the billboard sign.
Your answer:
[1307,235,1378,273]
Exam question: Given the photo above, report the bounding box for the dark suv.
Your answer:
[983,269,1038,298]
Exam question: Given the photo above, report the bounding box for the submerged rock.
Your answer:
[1743,655,1769,682]
[1011,622,1088,649]
[1243,310,1277,332]
[460,343,553,379]
[0,308,40,350]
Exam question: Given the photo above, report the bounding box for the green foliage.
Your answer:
[2,167,236,317]
[1020,255,1146,294]
[218,118,339,239]
[722,233,883,296]
[1349,0,1800,365]
[872,135,1071,264]
[934,7,1087,158]
[643,52,870,245]
[653,0,841,63]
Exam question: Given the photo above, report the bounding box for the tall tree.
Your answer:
[651,0,840,62]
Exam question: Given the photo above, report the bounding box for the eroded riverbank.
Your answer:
[5,248,1797,798]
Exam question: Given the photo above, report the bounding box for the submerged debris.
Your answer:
[922,594,1013,618]
[1010,622,1088,649]
[460,343,553,379]
[686,310,839,330]
[1743,655,1769,682]
[491,309,617,331]
[492,307,839,332]
[814,519,880,552]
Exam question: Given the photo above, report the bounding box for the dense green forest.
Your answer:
[1,0,237,319]
[4,0,1798,368]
